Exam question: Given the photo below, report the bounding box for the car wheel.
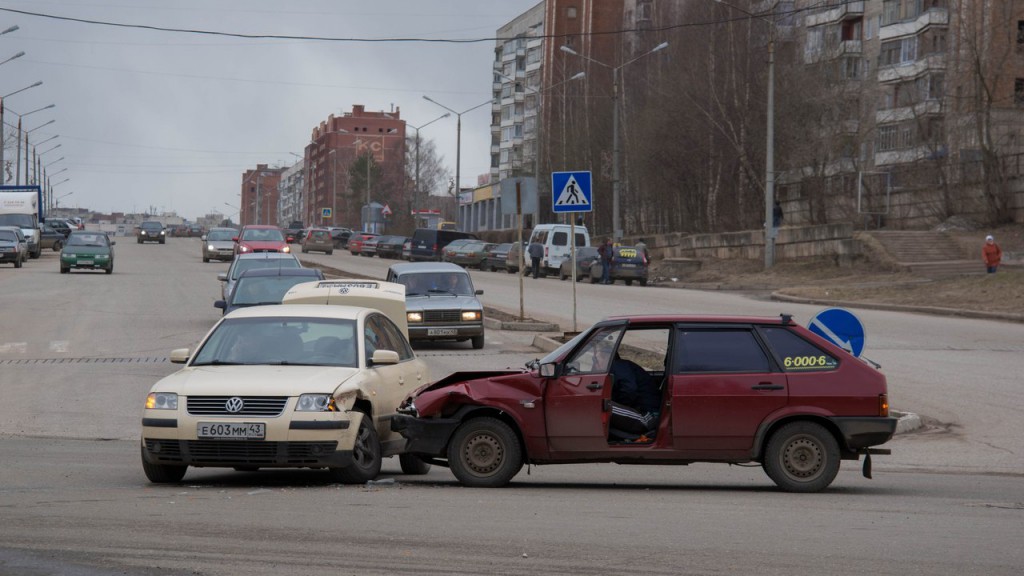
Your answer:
[762,422,840,493]
[203,256,210,263]
[329,410,382,484]
[159,239,165,244]
[60,266,69,274]
[639,278,647,287]
[53,241,62,251]
[625,279,633,286]
[105,266,113,274]
[326,249,333,255]
[399,453,432,475]
[559,271,567,281]
[141,447,188,483]
[589,274,598,284]
[471,334,485,350]
[137,238,142,244]
[506,267,514,274]
[447,417,523,488]
[14,256,22,268]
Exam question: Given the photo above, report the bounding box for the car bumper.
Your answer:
[391,414,460,457]
[62,257,111,269]
[205,248,235,260]
[408,323,484,340]
[0,252,21,262]
[612,267,648,280]
[831,416,898,450]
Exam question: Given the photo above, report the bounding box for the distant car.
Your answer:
[285,222,305,244]
[447,241,496,269]
[481,242,513,272]
[401,238,412,261]
[385,262,485,349]
[218,252,301,302]
[559,246,601,281]
[504,241,527,274]
[589,245,650,286]
[441,238,482,263]
[375,235,407,260]
[61,231,115,274]
[361,236,382,257]
[347,232,378,256]
[37,224,65,252]
[137,221,166,244]
[44,218,72,238]
[234,225,290,256]
[0,227,27,268]
[328,227,353,249]
[140,300,431,484]
[301,228,334,255]
[189,225,204,237]
[214,267,325,315]
[201,227,238,262]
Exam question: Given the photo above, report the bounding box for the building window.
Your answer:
[1018,21,1024,50]
[878,125,898,151]
[567,6,577,19]
[880,36,917,67]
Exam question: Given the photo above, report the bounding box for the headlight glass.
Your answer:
[239,245,250,253]
[407,311,423,323]
[208,244,216,251]
[146,392,178,410]
[296,394,337,412]
[282,246,291,253]
[462,310,481,321]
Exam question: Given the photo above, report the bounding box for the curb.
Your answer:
[771,291,1024,323]
[484,317,560,332]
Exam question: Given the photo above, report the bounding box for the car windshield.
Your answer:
[67,234,108,247]
[241,228,285,242]
[0,231,17,242]
[140,222,162,230]
[398,272,473,296]
[191,316,358,367]
[232,276,319,305]
[231,257,299,280]
[0,214,33,228]
[207,229,235,241]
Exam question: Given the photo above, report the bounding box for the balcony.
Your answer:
[877,52,946,83]
[880,7,948,40]
[806,1,864,27]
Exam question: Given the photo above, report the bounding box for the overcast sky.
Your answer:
[0,0,541,220]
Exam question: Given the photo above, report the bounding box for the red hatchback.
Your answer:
[392,313,897,492]
[233,225,290,256]
[347,232,378,256]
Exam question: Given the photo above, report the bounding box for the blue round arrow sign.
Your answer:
[807,308,866,357]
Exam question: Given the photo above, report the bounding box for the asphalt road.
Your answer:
[0,238,1021,576]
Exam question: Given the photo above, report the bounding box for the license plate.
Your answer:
[78,260,94,265]
[428,328,458,336]
[619,263,636,268]
[197,422,266,439]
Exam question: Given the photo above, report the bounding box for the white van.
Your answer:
[528,224,590,277]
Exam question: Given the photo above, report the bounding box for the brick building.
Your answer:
[240,164,284,227]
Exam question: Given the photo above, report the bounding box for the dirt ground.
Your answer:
[652,224,1024,317]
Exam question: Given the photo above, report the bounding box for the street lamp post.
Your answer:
[1,81,44,183]
[409,112,450,226]
[422,96,493,229]
[23,118,54,186]
[560,43,668,241]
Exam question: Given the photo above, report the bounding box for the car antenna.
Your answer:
[779,313,793,325]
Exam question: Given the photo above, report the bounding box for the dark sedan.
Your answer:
[559,246,600,281]
[481,242,513,272]
[214,267,325,315]
[376,235,408,259]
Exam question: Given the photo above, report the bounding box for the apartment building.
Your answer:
[276,160,304,228]
[239,164,284,227]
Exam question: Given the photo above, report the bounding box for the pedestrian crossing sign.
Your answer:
[551,171,592,213]
[321,207,332,218]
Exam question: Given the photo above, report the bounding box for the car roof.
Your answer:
[281,279,409,335]
[237,267,323,278]
[603,314,792,325]
[223,303,377,322]
[388,261,468,275]
[233,252,299,261]
[240,224,280,230]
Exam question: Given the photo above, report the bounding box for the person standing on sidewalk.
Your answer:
[598,238,613,284]
[982,235,1002,274]
[528,239,544,279]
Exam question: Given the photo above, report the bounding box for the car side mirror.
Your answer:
[214,300,226,309]
[370,349,400,366]
[539,363,557,378]
[217,272,228,282]
[169,348,191,364]
[110,241,116,246]
[201,235,207,241]
[475,289,484,295]
[232,236,239,242]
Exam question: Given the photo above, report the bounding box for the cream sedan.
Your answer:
[140,303,430,484]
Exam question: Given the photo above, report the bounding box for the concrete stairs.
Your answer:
[868,231,985,278]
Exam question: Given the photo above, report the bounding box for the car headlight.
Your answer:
[239,245,250,253]
[208,244,216,251]
[296,394,337,412]
[140,231,148,236]
[407,311,423,323]
[462,310,481,321]
[160,231,166,236]
[146,392,178,410]
[96,254,109,259]
[282,246,291,253]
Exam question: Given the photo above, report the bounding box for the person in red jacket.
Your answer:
[982,234,1002,274]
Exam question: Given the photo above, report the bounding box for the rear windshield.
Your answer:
[231,257,299,280]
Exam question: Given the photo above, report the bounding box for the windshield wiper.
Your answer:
[193,360,245,366]
[427,289,457,296]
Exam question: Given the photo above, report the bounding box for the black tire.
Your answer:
[399,453,432,475]
[14,257,22,269]
[137,238,142,244]
[30,248,40,259]
[763,421,840,493]
[589,274,598,284]
[326,249,333,255]
[625,279,633,286]
[203,256,210,263]
[141,447,188,483]
[560,271,567,281]
[471,334,485,349]
[506,267,514,274]
[447,417,523,487]
[105,266,113,274]
[639,278,647,287]
[60,266,69,274]
[159,239,165,244]
[329,411,382,484]
[53,241,62,251]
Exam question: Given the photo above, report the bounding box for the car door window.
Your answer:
[552,231,567,246]
[377,316,414,361]
[673,328,771,373]
[564,327,624,375]
[759,327,838,371]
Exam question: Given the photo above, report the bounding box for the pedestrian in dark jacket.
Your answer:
[527,240,544,279]
[597,238,613,284]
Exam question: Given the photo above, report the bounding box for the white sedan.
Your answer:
[140,301,430,484]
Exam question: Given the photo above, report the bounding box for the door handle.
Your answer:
[752,383,784,391]
[586,382,603,390]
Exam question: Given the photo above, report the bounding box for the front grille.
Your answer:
[185,440,338,464]
[252,248,279,253]
[187,396,288,416]
[144,438,183,460]
[424,309,462,323]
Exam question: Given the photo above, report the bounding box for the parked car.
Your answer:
[588,245,650,286]
[43,218,72,238]
[0,227,27,268]
[559,246,601,281]
[328,227,353,249]
[505,241,527,274]
[140,298,431,484]
[347,232,378,256]
[447,241,496,269]
[301,228,334,255]
[201,227,238,262]
[285,221,305,244]
[527,224,590,277]
[385,262,485,349]
[37,224,65,252]
[441,238,482,263]
[234,225,290,256]
[375,235,408,260]
[137,221,166,244]
[214,267,325,315]
[408,228,478,262]
[61,231,115,274]
[401,238,412,261]
[392,313,897,492]
[218,252,301,301]
[481,242,513,272]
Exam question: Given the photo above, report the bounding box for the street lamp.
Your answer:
[44,156,64,167]
[55,191,73,207]
[39,142,60,155]
[0,81,43,184]
[0,50,24,67]
[422,95,493,228]
[409,112,450,224]
[561,42,668,241]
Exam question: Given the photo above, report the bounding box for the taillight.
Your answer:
[879,394,889,417]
